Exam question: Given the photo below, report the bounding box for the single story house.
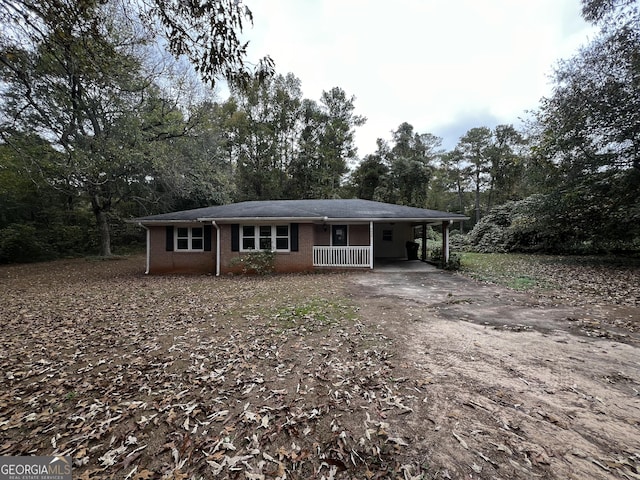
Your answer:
[132,199,468,275]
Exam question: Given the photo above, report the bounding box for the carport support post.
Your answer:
[421,222,427,262]
[441,221,450,267]
[369,221,374,269]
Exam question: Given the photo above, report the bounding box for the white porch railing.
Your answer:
[313,246,371,267]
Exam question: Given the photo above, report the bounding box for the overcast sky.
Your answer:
[240,0,595,153]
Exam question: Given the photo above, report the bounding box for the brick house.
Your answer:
[133,199,467,275]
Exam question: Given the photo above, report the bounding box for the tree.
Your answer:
[440,149,470,212]
[581,0,638,25]
[0,0,273,258]
[485,124,527,210]
[456,127,493,223]
[533,0,640,248]
[147,100,236,213]
[287,87,366,198]
[229,74,303,200]
[0,0,274,87]
[0,2,223,256]
[387,123,440,207]
[349,153,389,200]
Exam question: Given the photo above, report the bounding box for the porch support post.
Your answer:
[369,221,374,269]
[421,222,427,262]
[212,221,221,276]
[441,220,450,266]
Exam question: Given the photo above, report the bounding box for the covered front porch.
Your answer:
[311,220,454,269]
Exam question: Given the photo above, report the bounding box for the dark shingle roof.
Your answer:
[133,199,468,223]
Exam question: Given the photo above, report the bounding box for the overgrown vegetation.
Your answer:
[1,0,638,262]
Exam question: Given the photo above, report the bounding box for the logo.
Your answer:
[0,456,72,480]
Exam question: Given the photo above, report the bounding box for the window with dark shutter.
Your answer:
[290,223,299,252]
[204,225,212,251]
[166,226,174,251]
[231,224,240,251]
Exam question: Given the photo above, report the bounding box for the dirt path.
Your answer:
[350,271,640,479]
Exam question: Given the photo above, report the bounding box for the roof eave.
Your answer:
[323,217,469,223]
[197,216,326,223]
[132,216,469,225]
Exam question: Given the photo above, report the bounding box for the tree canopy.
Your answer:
[1,0,639,261]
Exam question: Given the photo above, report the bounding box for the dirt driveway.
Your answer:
[349,270,640,479]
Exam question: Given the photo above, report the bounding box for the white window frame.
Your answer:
[175,226,204,252]
[240,224,290,252]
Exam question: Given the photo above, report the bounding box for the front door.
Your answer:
[331,225,348,246]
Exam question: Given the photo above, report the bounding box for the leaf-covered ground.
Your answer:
[460,253,640,307]
[1,254,639,479]
[0,257,423,479]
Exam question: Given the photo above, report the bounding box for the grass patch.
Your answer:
[269,298,357,332]
[460,253,554,291]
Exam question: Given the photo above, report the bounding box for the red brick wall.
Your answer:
[147,222,372,275]
[148,225,216,274]
[349,224,370,245]
[219,223,315,274]
[314,224,330,245]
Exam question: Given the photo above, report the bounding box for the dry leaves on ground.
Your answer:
[0,257,424,479]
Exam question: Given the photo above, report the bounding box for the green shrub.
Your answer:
[230,250,276,275]
[468,195,549,253]
[430,247,461,270]
[444,252,462,270]
[0,224,48,263]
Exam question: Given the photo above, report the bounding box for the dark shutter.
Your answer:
[204,225,212,251]
[166,226,174,251]
[290,223,299,252]
[231,224,240,252]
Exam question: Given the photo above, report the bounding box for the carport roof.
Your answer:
[133,199,468,223]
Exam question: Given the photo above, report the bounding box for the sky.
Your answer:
[239,0,596,154]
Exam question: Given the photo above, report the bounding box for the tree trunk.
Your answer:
[456,179,465,234]
[475,170,481,224]
[96,209,112,256]
[92,196,112,257]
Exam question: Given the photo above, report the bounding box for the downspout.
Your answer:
[139,223,150,275]
[211,220,221,276]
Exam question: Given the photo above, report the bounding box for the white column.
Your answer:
[212,221,221,276]
[442,221,450,264]
[143,225,150,274]
[369,221,374,269]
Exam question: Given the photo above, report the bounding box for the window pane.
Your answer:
[259,225,271,236]
[276,225,288,236]
[177,227,188,238]
[259,237,272,250]
[177,239,189,250]
[192,227,203,238]
[276,237,289,250]
[192,239,203,250]
[243,238,255,250]
[243,225,254,236]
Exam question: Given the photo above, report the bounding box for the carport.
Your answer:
[372,220,461,265]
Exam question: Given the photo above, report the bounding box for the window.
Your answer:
[176,227,204,251]
[241,224,290,252]
[382,229,393,241]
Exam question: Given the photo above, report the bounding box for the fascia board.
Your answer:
[197,216,326,223]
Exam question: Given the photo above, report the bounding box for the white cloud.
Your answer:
[242,0,595,154]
